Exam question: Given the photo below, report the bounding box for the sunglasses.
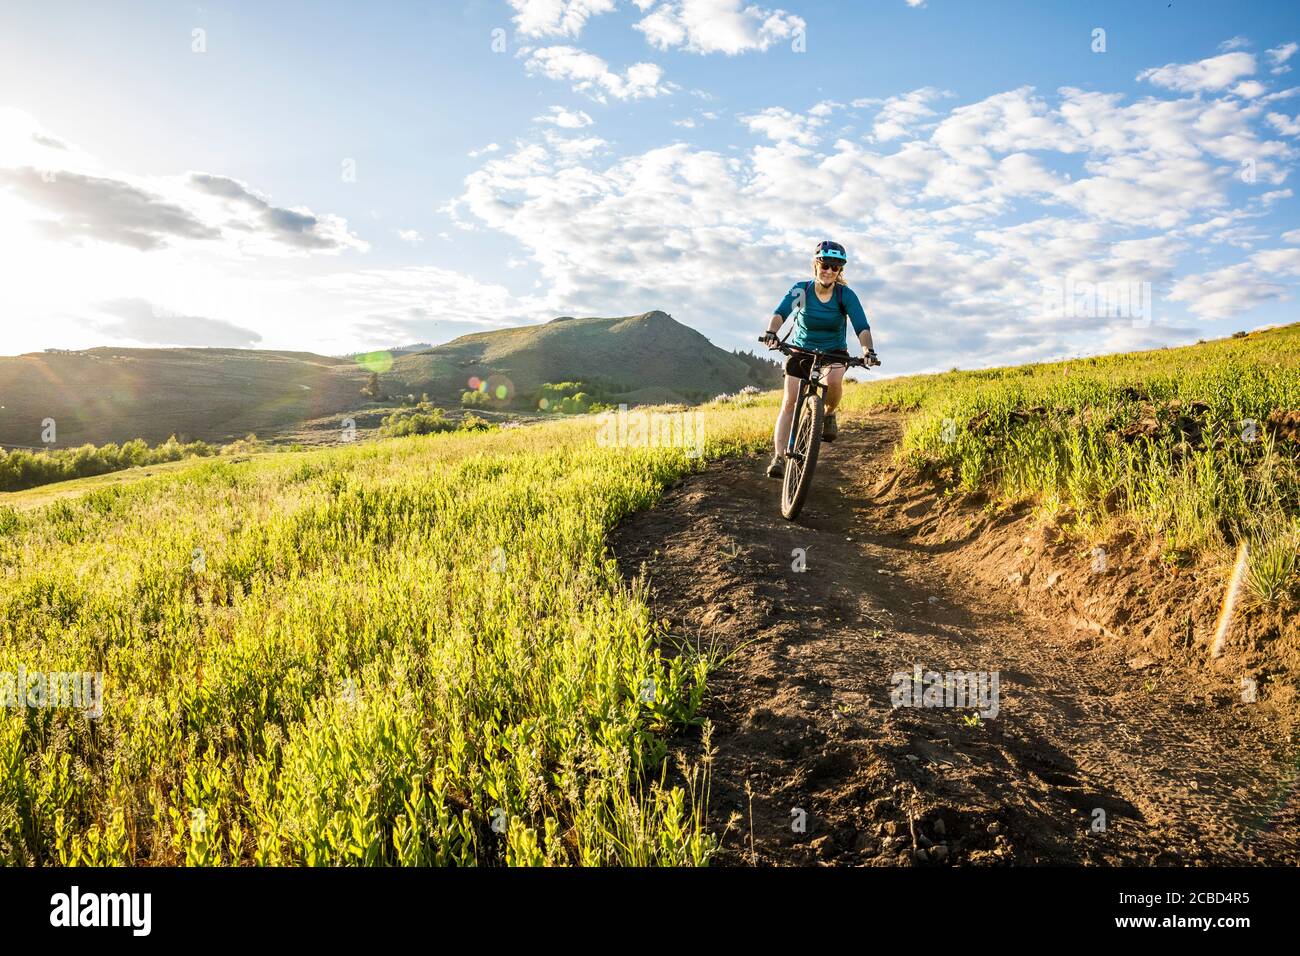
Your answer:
[816,259,844,272]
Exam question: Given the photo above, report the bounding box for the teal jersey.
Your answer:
[773,280,870,351]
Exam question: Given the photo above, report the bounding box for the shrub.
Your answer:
[380,402,458,437]
[0,435,217,492]
[221,434,267,456]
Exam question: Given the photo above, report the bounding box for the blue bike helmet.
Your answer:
[815,239,847,261]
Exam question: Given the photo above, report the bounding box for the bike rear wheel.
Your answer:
[781,389,823,520]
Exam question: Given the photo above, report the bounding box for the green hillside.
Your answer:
[388,310,781,408]
[0,313,779,448]
[844,322,1300,561]
[0,347,368,448]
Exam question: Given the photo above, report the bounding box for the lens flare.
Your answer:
[1210,540,1250,660]
[1205,537,1299,850]
[356,351,393,374]
[485,374,513,402]
[467,376,481,390]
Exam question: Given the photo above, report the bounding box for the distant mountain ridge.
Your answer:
[388,310,780,407]
[341,343,432,359]
[0,347,364,448]
[0,312,777,447]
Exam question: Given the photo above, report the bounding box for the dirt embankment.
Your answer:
[608,409,1299,866]
[881,442,1300,715]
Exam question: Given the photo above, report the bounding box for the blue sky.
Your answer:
[2,0,1299,376]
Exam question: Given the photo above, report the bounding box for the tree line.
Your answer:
[0,436,218,492]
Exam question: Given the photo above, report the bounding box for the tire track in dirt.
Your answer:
[609,410,1299,865]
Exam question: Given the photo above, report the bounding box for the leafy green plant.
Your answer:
[0,400,780,866]
[1245,516,1300,606]
[0,435,217,492]
[380,402,457,437]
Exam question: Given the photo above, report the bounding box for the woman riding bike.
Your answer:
[761,239,880,478]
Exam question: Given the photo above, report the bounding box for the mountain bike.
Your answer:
[760,337,868,520]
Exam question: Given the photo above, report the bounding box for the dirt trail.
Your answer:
[609,410,1298,865]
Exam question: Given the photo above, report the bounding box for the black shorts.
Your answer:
[785,348,849,380]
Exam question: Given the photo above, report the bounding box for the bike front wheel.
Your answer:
[781,389,823,520]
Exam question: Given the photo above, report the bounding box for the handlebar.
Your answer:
[759,335,873,368]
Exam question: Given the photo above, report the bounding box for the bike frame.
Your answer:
[784,348,849,461]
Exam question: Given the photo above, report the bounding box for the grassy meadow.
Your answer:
[0,406,774,866]
[2,325,1298,866]
[840,324,1300,596]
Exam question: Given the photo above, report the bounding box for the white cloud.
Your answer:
[522,46,671,102]
[1250,246,1300,274]
[91,297,263,347]
[444,60,1300,368]
[533,105,595,128]
[397,229,423,244]
[1058,154,1225,230]
[673,109,720,128]
[808,100,842,118]
[541,130,608,161]
[738,106,824,143]
[1168,261,1286,319]
[1267,41,1298,74]
[1138,52,1256,92]
[0,114,366,259]
[1168,244,1300,319]
[1268,112,1300,136]
[311,265,558,348]
[508,0,616,38]
[0,107,100,173]
[1232,80,1268,99]
[1219,36,1251,52]
[1262,86,1300,103]
[468,143,501,157]
[0,109,381,355]
[0,168,222,251]
[856,87,951,141]
[932,87,1079,159]
[635,0,805,55]
[188,173,368,254]
[20,42,1298,366]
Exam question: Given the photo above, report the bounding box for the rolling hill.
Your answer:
[387,310,780,407]
[0,347,368,448]
[0,311,779,448]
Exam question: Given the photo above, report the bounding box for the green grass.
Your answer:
[0,436,224,494]
[2,456,253,513]
[4,324,1299,867]
[0,405,774,866]
[837,324,1300,602]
